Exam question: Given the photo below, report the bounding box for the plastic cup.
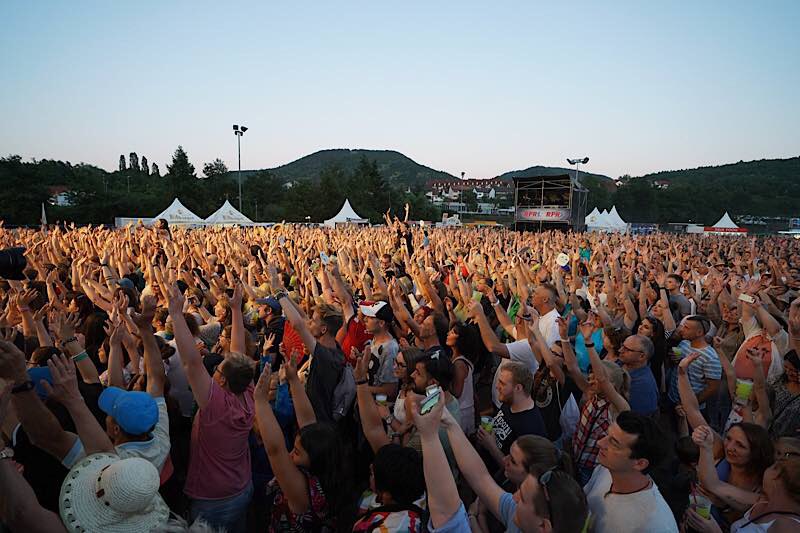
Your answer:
[671,347,683,363]
[691,494,712,519]
[735,379,754,403]
[375,394,388,406]
[480,416,493,432]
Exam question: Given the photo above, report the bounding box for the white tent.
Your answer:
[706,212,747,235]
[154,198,203,225]
[712,212,739,229]
[205,200,254,226]
[584,207,601,227]
[324,199,369,227]
[607,206,629,231]
[586,208,627,233]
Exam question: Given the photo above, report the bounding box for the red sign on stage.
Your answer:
[516,208,570,222]
[703,227,747,233]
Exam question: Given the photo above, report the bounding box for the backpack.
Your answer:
[331,362,356,421]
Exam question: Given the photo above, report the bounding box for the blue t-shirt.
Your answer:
[499,491,521,533]
[428,503,470,532]
[626,365,659,415]
[575,329,604,374]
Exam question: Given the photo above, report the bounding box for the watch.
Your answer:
[0,447,14,461]
[383,414,395,425]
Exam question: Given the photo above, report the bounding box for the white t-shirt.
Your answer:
[584,466,678,533]
[492,339,539,408]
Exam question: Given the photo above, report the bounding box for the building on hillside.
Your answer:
[48,186,72,206]
[653,179,671,189]
[425,178,512,212]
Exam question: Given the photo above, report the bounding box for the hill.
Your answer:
[612,156,800,224]
[249,149,457,188]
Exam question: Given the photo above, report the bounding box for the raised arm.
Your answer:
[0,404,68,533]
[411,393,464,529]
[131,295,166,398]
[43,354,115,455]
[583,321,630,413]
[0,340,79,462]
[441,399,505,520]
[693,425,758,511]
[468,301,510,358]
[254,365,310,515]
[677,352,709,430]
[284,356,316,429]
[354,349,391,453]
[163,279,212,409]
[229,283,247,355]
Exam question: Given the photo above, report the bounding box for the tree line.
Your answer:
[0,148,440,226]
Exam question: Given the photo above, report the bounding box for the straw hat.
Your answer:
[60,453,170,533]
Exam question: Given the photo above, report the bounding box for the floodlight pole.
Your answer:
[233,125,248,212]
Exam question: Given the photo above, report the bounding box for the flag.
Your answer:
[40,202,47,226]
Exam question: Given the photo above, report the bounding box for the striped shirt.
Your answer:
[668,340,722,406]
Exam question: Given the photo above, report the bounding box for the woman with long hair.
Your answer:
[447,322,478,435]
[254,359,352,532]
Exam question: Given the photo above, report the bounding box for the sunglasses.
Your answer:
[539,468,555,524]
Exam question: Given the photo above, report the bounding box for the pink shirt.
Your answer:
[185,380,255,499]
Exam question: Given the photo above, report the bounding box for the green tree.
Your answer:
[129,152,140,172]
[166,146,197,202]
[119,155,126,171]
[202,158,229,178]
[141,156,149,175]
[151,162,160,177]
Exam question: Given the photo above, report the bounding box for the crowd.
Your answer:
[0,217,799,533]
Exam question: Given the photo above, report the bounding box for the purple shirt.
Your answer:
[185,380,255,499]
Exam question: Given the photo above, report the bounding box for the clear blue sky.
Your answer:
[1,0,798,179]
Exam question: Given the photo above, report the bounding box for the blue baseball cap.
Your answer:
[254,296,281,313]
[28,366,53,400]
[98,387,159,436]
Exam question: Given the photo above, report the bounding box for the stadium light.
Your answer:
[233,125,248,212]
[567,157,589,185]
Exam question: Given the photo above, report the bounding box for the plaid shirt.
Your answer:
[572,396,611,470]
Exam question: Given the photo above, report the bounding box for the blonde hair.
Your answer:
[602,360,630,399]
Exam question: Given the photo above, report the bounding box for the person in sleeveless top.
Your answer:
[447,323,477,435]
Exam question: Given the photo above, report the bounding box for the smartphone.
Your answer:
[738,293,755,304]
[420,388,441,415]
[320,252,330,265]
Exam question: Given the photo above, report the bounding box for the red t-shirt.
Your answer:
[342,316,373,365]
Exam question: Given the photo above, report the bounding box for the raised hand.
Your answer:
[0,339,27,382]
[678,351,702,372]
[130,294,157,333]
[53,313,81,343]
[691,425,714,451]
[254,363,272,401]
[41,354,82,406]
[262,332,276,355]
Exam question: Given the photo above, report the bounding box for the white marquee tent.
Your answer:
[324,199,369,227]
[204,200,254,226]
[585,206,628,233]
[607,206,629,232]
[114,197,202,227]
[154,198,204,225]
[687,212,747,235]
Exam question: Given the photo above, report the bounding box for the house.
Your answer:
[48,185,72,206]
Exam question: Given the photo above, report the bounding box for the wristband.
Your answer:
[356,379,368,386]
[491,300,501,307]
[584,343,595,348]
[72,351,89,363]
[17,306,31,312]
[11,380,35,394]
